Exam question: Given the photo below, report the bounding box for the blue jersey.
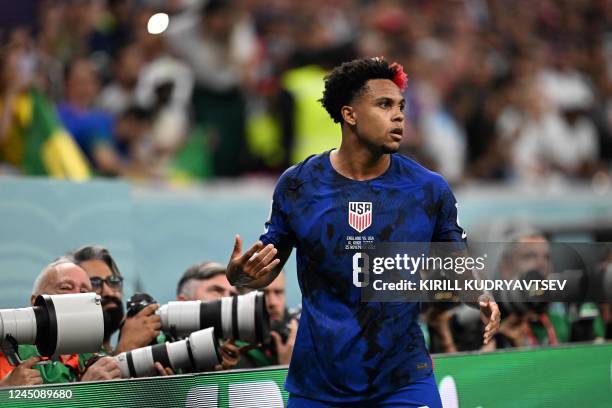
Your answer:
[58,103,114,165]
[260,151,465,402]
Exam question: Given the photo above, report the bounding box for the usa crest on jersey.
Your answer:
[348,202,372,233]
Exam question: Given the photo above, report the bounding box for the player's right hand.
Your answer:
[227,235,281,286]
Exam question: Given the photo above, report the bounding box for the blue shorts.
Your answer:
[286,374,442,408]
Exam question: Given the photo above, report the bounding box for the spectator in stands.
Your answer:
[35,2,69,100]
[132,7,194,178]
[502,73,600,183]
[70,245,161,356]
[4,0,612,182]
[0,32,91,180]
[58,58,123,176]
[176,262,241,370]
[166,0,256,177]
[111,106,154,178]
[419,81,468,185]
[97,44,144,117]
[0,43,34,174]
[0,257,121,384]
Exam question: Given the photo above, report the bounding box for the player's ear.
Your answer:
[341,105,357,126]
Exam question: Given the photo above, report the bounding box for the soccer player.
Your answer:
[227,57,500,407]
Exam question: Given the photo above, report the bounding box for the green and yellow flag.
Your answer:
[0,90,90,180]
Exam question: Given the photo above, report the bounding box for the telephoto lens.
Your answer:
[0,293,104,356]
[114,327,221,378]
[158,291,270,343]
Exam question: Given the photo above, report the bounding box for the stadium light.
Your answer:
[147,13,169,35]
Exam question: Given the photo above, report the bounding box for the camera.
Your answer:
[495,268,593,317]
[126,293,157,317]
[158,291,270,343]
[0,293,104,357]
[269,307,301,343]
[495,269,553,316]
[114,327,220,378]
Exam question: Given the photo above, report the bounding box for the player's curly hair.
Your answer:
[320,57,408,124]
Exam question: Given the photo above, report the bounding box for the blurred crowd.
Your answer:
[1,0,612,184]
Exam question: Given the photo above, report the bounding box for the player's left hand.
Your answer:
[479,296,500,345]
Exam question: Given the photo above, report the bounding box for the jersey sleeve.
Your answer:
[433,179,467,243]
[259,170,297,251]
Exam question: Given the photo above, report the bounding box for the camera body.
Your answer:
[126,293,158,317]
[269,307,301,343]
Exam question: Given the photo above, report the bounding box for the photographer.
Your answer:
[70,245,161,356]
[0,258,121,384]
[496,233,566,348]
[237,271,298,367]
[176,262,241,370]
[177,262,237,301]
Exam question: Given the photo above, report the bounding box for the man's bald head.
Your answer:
[31,257,93,305]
